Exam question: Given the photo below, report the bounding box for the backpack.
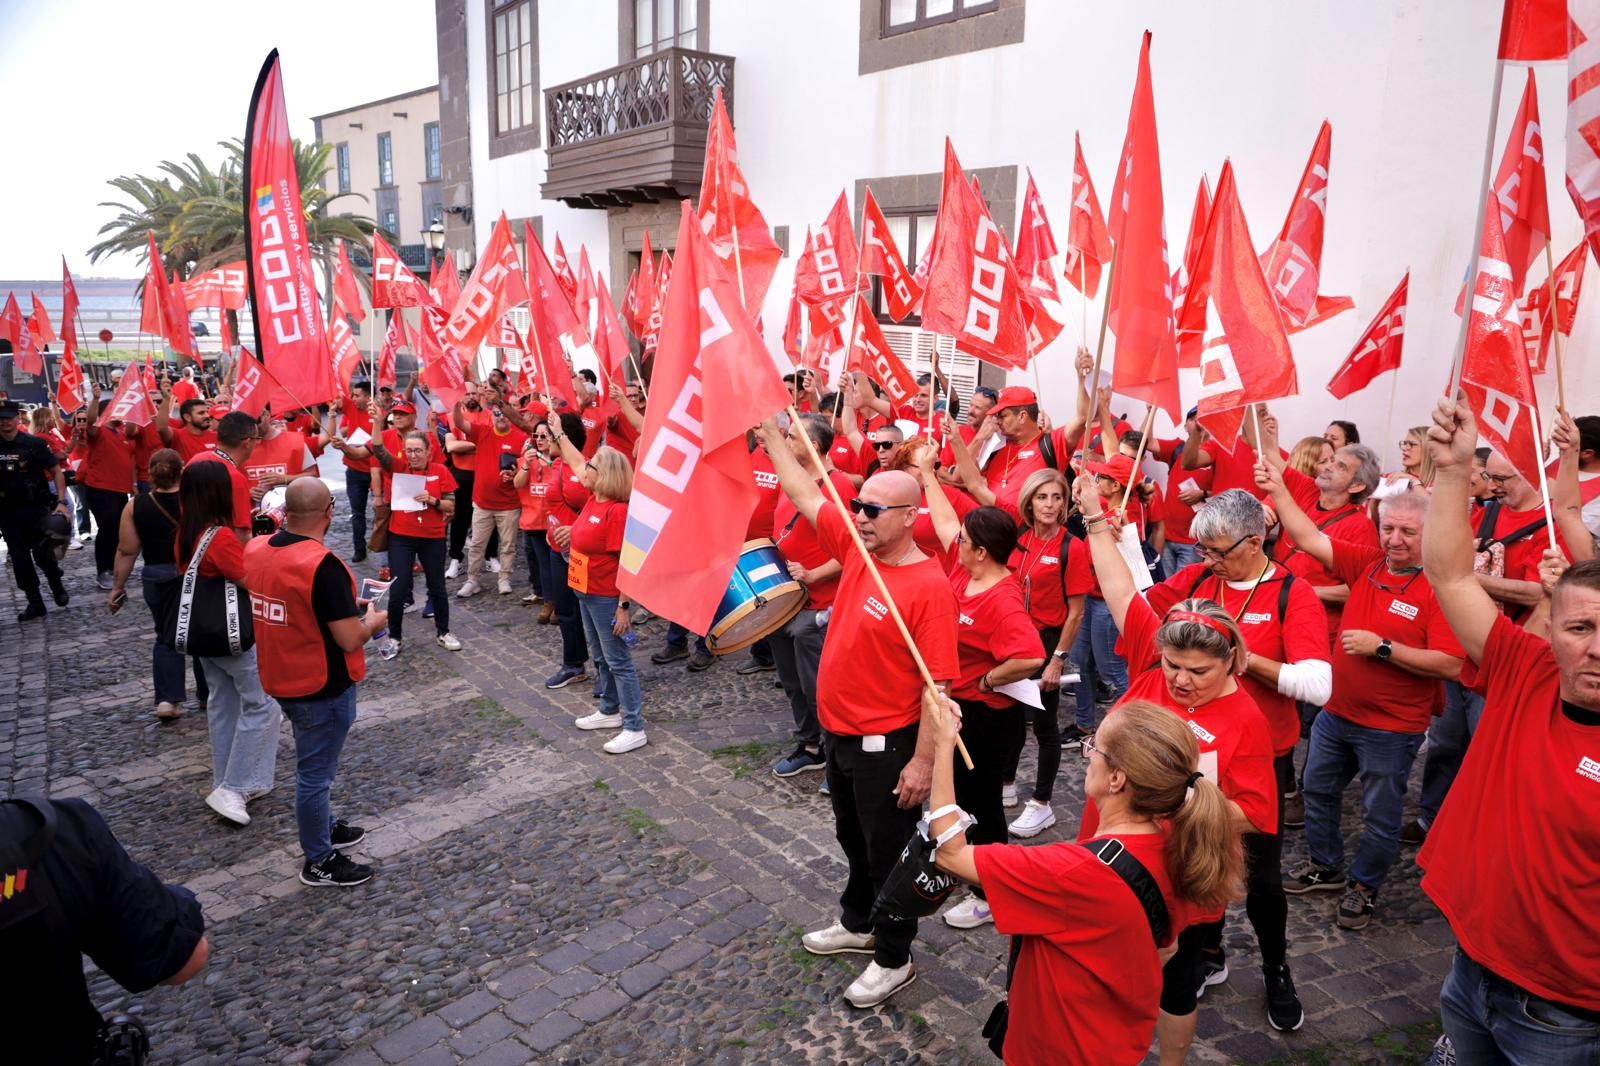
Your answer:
[1187,565,1296,622]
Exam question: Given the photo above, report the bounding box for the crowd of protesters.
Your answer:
[2,346,1598,1066]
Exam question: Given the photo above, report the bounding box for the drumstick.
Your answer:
[785,403,974,771]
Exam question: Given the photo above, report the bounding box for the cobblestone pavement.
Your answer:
[1,460,1453,1064]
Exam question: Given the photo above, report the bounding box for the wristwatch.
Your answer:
[1376,639,1393,661]
[1052,649,1071,662]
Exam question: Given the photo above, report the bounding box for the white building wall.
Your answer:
[461,0,1596,470]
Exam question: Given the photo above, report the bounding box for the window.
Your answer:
[421,184,443,228]
[335,143,351,194]
[872,210,936,323]
[494,1,536,134]
[882,0,996,34]
[633,0,700,57]
[377,133,393,187]
[423,123,441,180]
[376,187,400,236]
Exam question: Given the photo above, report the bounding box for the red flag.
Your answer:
[219,310,236,359]
[795,191,860,312]
[1461,193,1545,488]
[376,312,405,390]
[921,139,1031,369]
[860,188,923,322]
[618,201,792,633]
[14,324,43,376]
[1013,169,1061,303]
[1500,0,1568,60]
[1326,274,1408,399]
[242,51,334,403]
[696,87,784,318]
[592,272,631,393]
[1493,70,1552,296]
[28,293,57,345]
[782,281,804,362]
[430,249,461,316]
[1520,239,1587,373]
[97,360,157,427]
[0,293,21,348]
[1064,133,1113,299]
[524,225,590,410]
[495,315,529,353]
[334,241,366,323]
[182,261,249,311]
[634,231,658,346]
[575,247,597,328]
[60,261,79,354]
[55,340,84,414]
[447,214,530,352]
[418,304,469,408]
[1193,163,1299,447]
[231,346,273,418]
[1567,11,1600,262]
[140,232,195,357]
[1259,121,1349,330]
[327,309,363,400]
[847,295,919,409]
[1173,176,1213,368]
[1106,34,1181,421]
[370,232,434,307]
[644,249,672,354]
[165,273,195,362]
[552,235,578,302]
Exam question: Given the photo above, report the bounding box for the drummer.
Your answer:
[767,413,858,781]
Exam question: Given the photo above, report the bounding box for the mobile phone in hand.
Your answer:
[109,589,128,614]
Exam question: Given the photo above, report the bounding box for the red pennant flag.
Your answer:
[782,281,804,362]
[634,232,658,347]
[621,268,642,337]
[430,249,462,317]
[592,272,631,393]
[28,293,57,345]
[60,261,79,354]
[618,200,792,633]
[1020,284,1066,363]
[1013,169,1061,303]
[795,191,860,312]
[696,87,784,318]
[376,312,405,390]
[370,232,434,307]
[418,304,469,408]
[334,241,366,323]
[55,339,84,414]
[921,139,1031,370]
[1173,176,1213,368]
[165,273,196,362]
[219,310,236,359]
[1520,239,1587,373]
[847,295,919,409]
[860,188,923,322]
[232,346,273,418]
[1064,133,1113,299]
[139,249,166,338]
[643,248,672,354]
[495,314,529,353]
[1461,194,1544,488]
[143,354,156,391]
[575,247,597,328]
[1327,273,1408,399]
[1259,121,1349,333]
[447,214,530,352]
[181,261,249,311]
[14,324,43,376]
[552,235,578,302]
[1567,12,1600,262]
[524,225,590,408]
[1493,70,1552,296]
[327,308,363,400]
[1500,0,1568,60]
[242,51,333,401]
[1106,34,1181,421]
[0,293,21,348]
[97,359,157,426]
[1194,163,1299,447]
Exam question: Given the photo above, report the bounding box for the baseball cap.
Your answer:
[391,401,416,414]
[992,386,1037,413]
[1085,453,1137,486]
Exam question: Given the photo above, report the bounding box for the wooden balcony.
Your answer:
[542,48,733,209]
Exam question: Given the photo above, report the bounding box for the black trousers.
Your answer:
[81,485,127,575]
[954,698,1024,899]
[827,723,923,969]
[448,469,475,561]
[1200,752,1292,971]
[386,534,449,643]
[344,469,370,553]
[1,511,62,604]
[1002,624,1064,802]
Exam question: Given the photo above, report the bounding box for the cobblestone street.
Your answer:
[2,464,1455,1065]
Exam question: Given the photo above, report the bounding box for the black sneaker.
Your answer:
[17,601,46,622]
[1336,882,1375,930]
[1283,859,1346,894]
[330,820,366,850]
[48,576,68,607]
[736,658,776,675]
[1059,723,1085,749]
[1399,820,1428,847]
[352,549,368,564]
[651,644,689,665]
[1264,964,1305,1031]
[773,745,826,777]
[1196,951,1229,999]
[300,852,373,887]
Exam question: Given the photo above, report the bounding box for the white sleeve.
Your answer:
[1275,658,1332,705]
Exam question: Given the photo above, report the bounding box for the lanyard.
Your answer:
[1209,563,1272,623]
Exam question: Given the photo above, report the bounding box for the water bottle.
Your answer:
[621,629,640,648]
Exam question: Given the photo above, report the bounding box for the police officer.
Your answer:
[0,399,71,620]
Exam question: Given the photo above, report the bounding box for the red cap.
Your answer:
[390,401,416,414]
[208,404,229,420]
[1085,453,1137,486]
[992,386,1037,413]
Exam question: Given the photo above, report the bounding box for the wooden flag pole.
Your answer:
[1086,247,1119,404]
[1543,238,1568,413]
[1079,275,1089,349]
[1447,61,1509,399]
[1380,366,1401,470]
[783,403,973,770]
[1530,399,1561,552]
[1117,406,1158,513]
[927,346,941,446]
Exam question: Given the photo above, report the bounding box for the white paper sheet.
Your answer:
[995,678,1044,710]
[344,426,371,448]
[1118,523,1154,591]
[390,472,427,511]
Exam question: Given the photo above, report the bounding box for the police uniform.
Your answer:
[0,413,69,618]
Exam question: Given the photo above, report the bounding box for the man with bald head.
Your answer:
[758,419,958,1009]
[244,477,387,888]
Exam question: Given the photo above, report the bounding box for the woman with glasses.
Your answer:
[535,411,592,690]
[380,429,461,657]
[1071,472,1275,1063]
[1383,426,1436,491]
[927,691,1243,1066]
[513,423,555,622]
[917,467,1046,931]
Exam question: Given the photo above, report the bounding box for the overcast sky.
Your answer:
[0,0,438,280]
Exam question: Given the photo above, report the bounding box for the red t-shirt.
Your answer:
[167,424,218,463]
[814,507,959,736]
[1084,495,1146,600]
[973,832,1180,1066]
[542,459,590,531]
[1274,466,1378,640]
[172,379,201,405]
[936,422,978,470]
[187,451,252,530]
[337,399,372,472]
[1206,439,1279,500]
[828,439,860,477]
[1480,501,1567,587]
[1419,615,1600,1012]
[567,498,627,596]
[130,422,164,483]
[386,463,457,539]
[577,408,604,460]
[517,454,548,531]
[1147,562,1329,754]
[1324,539,1462,732]
[1011,526,1093,629]
[774,473,858,610]
[607,412,641,455]
[982,427,1070,518]
[241,429,312,487]
[78,428,136,494]
[912,482,977,570]
[468,423,527,510]
[746,448,780,541]
[950,569,1044,707]
[1162,450,1213,546]
[178,524,246,581]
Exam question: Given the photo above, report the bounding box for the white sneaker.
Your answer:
[244,786,273,802]
[445,559,461,579]
[404,600,420,614]
[205,787,250,826]
[497,576,513,595]
[437,632,462,651]
[1002,782,1019,808]
[67,537,82,551]
[457,579,482,598]
[378,638,401,661]
[802,922,876,956]
[603,729,648,754]
[844,960,916,1008]
[943,895,994,929]
[1008,800,1057,838]
[154,701,183,720]
[487,558,502,573]
[522,591,542,604]
[576,711,623,730]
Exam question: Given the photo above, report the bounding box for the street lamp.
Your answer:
[422,220,445,255]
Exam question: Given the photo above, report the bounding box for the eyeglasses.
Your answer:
[847,498,912,520]
[1196,534,1252,561]
[1482,472,1515,485]
[584,461,597,472]
[1081,733,1114,767]
[1398,439,1418,449]
[872,439,898,451]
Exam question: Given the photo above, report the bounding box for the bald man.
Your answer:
[243,476,387,888]
[758,420,959,1009]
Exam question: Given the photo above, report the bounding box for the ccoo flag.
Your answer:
[1326,273,1408,400]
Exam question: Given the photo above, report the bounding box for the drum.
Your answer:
[707,539,807,655]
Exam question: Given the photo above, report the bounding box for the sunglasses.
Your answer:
[848,499,912,520]
[1197,534,1253,562]
[872,439,898,451]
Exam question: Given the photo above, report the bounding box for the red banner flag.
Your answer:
[1194,163,1299,447]
[1500,0,1568,60]
[242,51,335,404]
[524,224,590,411]
[28,293,57,345]
[1064,133,1113,299]
[1014,169,1061,303]
[575,247,597,329]
[1173,176,1213,368]
[183,262,249,311]
[861,187,923,322]
[618,201,792,632]
[696,86,784,318]
[1462,194,1544,488]
[1259,120,1349,332]
[847,295,919,409]
[1494,70,1552,296]
[370,232,433,308]
[633,231,658,346]
[1520,239,1587,373]
[0,293,21,348]
[97,359,157,427]
[1327,273,1408,399]
[447,214,530,353]
[14,323,43,376]
[328,309,363,400]
[592,272,631,393]
[55,339,84,414]
[418,304,469,408]
[219,309,236,359]
[1567,10,1600,262]
[552,235,578,303]
[795,191,859,313]
[429,249,461,317]
[921,139,1031,369]
[782,281,804,362]
[60,260,79,354]
[139,248,165,338]
[1106,34,1181,421]
[231,347,272,418]
[334,241,366,323]
[376,312,406,390]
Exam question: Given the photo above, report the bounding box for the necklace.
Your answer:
[1016,525,1062,585]
[999,430,1041,488]
[1212,560,1272,622]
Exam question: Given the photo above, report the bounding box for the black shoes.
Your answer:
[352,548,368,564]
[330,820,366,850]
[687,648,714,672]
[1283,859,1346,894]
[300,852,373,887]
[1264,963,1305,1031]
[17,601,46,622]
[1399,820,1428,847]
[47,576,68,606]
[650,644,689,665]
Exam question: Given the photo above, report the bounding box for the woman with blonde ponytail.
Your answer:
[927,695,1242,1066]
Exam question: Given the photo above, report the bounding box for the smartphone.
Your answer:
[109,589,128,614]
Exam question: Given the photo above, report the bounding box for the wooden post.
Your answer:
[1543,238,1568,413]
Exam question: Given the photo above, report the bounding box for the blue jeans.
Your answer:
[1441,950,1600,1065]
[665,621,709,654]
[281,685,359,865]
[1302,710,1423,893]
[542,550,587,668]
[141,564,209,706]
[1162,540,1201,575]
[523,529,547,596]
[1418,681,1485,829]
[576,591,643,731]
[386,534,448,642]
[199,648,282,795]
[1071,596,1127,731]
[345,468,371,553]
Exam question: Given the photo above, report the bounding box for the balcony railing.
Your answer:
[542,48,734,208]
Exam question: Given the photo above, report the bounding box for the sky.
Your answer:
[0,0,438,280]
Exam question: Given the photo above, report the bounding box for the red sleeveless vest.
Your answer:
[243,537,367,699]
